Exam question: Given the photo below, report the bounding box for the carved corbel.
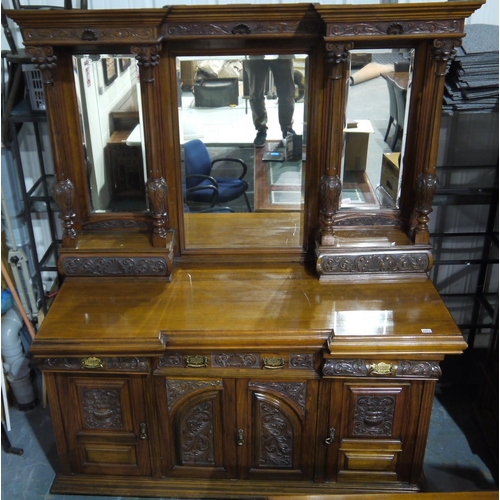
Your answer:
[319,174,342,244]
[147,177,168,244]
[25,45,57,84]
[131,44,161,83]
[51,179,76,247]
[414,173,438,244]
[326,42,353,80]
[430,38,461,76]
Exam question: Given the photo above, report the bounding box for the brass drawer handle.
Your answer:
[325,427,335,445]
[262,357,285,370]
[237,429,244,446]
[186,355,208,368]
[140,422,147,440]
[81,357,104,369]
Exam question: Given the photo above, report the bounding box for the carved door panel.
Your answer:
[157,377,237,479]
[236,379,318,481]
[323,380,415,483]
[57,374,151,476]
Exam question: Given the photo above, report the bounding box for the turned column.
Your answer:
[26,46,78,248]
[131,43,170,248]
[413,38,461,244]
[318,42,352,246]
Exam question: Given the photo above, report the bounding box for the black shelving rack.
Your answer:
[8,98,61,316]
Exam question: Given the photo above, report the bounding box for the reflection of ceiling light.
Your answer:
[334,310,393,336]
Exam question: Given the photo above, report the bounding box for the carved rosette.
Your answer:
[51,178,76,243]
[24,27,156,44]
[325,42,353,80]
[415,173,438,239]
[319,174,342,240]
[25,45,57,84]
[318,251,431,275]
[131,43,161,83]
[147,177,168,240]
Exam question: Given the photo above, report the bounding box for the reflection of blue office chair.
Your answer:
[184,139,251,211]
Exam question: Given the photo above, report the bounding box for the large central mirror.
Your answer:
[177,54,307,250]
[341,47,414,210]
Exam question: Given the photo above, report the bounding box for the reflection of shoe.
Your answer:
[253,129,267,147]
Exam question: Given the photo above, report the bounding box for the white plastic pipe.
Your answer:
[1,308,24,373]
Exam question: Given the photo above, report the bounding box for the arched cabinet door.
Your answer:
[237,379,319,481]
[157,377,237,479]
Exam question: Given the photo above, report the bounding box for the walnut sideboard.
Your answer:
[5,1,484,497]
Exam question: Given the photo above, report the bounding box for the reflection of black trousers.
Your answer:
[245,59,295,132]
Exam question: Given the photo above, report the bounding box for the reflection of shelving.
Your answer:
[8,98,61,315]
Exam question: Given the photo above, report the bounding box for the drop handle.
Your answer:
[140,422,147,440]
[324,427,335,445]
[237,429,244,446]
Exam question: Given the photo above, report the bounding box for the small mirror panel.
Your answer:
[341,48,414,210]
[73,54,148,213]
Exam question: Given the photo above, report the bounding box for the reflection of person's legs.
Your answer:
[245,59,269,132]
[271,59,295,136]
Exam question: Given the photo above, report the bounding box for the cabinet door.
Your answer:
[56,373,151,476]
[237,379,318,481]
[156,377,237,479]
[323,379,418,484]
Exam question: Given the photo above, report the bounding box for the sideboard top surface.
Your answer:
[32,265,466,357]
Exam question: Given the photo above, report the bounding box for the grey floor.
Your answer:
[1,349,498,500]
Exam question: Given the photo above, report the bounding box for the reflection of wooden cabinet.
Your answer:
[107,131,144,199]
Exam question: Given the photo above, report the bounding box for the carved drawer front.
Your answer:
[158,378,237,479]
[157,352,316,373]
[58,374,151,476]
[337,383,410,482]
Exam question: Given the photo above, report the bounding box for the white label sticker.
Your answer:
[421,328,433,334]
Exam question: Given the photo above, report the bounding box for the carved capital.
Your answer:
[25,45,57,84]
[326,42,353,79]
[415,173,438,240]
[431,38,461,76]
[319,174,342,238]
[51,178,76,243]
[131,44,161,83]
[147,177,168,239]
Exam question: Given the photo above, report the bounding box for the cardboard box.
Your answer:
[344,119,374,171]
[380,152,400,200]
